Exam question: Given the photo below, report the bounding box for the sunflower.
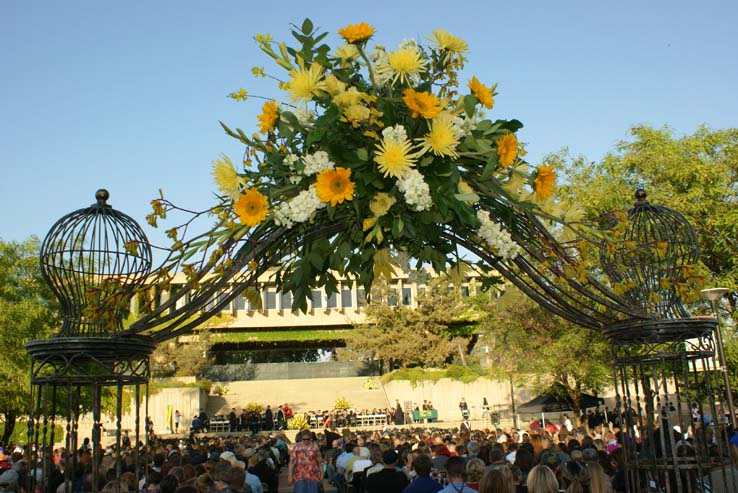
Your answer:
[534,165,556,201]
[419,113,462,158]
[468,76,494,109]
[286,63,327,102]
[257,100,279,134]
[234,189,269,227]
[496,132,518,169]
[212,155,244,200]
[374,127,421,178]
[315,167,355,206]
[402,88,442,119]
[380,46,427,86]
[338,22,375,44]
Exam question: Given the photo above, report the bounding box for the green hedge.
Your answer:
[382,365,489,387]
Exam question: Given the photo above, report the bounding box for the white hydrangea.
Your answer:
[397,169,432,212]
[295,107,315,127]
[476,210,521,260]
[302,150,335,176]
[273,185,327,229]
[381,124,408,143]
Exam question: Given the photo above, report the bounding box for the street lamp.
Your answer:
[701,287,734,429]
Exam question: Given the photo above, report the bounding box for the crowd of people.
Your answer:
[0,404,731,493]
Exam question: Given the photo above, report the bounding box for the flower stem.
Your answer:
[356,44,377,91]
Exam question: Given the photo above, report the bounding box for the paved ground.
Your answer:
[275,467,337,493]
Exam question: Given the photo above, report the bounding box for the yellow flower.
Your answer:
[496,132,518,169]
[419,113,461,158]
[257,100,279,134]
[381,47,427,86]
[234,188,269,227]
[338,22,375,44]
[251,66,265,78]
[229,88,248,101]
[335,43,360,65]
[428,29,468,59]
[324,74,347,96]
[374,130,420,178]
[402,88,442,119]
[534,165,556,201]
[315,167,355,206]
[286,63,326,102]
[342,104,371,127]
[369,192,397,217]
[212,155,244,201]
[457,179,479,204]
[333,86,364,107]
[468,76,494,109]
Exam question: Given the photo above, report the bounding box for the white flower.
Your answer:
[399,38,419,50]
[295,107,315,127]
[397,169,432,212]
[381,125,408,143]
[460,110,485,136]
[302,150,335,176]
[476,210,521,260]
[273,185,327,229]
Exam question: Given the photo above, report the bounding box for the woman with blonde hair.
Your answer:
[587,462,613,493]
[465,458,486,490]
[526,465,558,493]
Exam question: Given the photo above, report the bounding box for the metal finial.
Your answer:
[95,189,110,207]
[634,188,648,204]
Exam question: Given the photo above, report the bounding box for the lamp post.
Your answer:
[701,287,735,429]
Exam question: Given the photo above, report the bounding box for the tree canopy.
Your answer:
[0,237,59,443]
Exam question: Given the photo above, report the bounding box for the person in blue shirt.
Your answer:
[403,454,442,493]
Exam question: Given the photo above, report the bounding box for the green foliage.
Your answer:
[474,288,611,411]
[211,383,229,396]
[557,125,737,316]
[342,279,475,369]
[151,330,215,377]
[0,237,60,443]
[149,379,212,395]
[381,365,488,387]
[0,423,64,446]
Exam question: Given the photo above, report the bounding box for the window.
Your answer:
[218,292,230,312]
[388,288,398,306]
[280,291,292,311]
[233,295,245,311]
[311,290,322,309]
[461,285,470,297]
[264,291,277,310]
[341,288,353,308]
[326,292,338,308]
[357,287,366,307]
[402,287,413,306]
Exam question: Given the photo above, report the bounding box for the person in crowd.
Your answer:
[439,456,476,493]
[287,430,322,493]
[403,454,442,493]
[479,467,515,493]
[465,458,486,490]
[365,449,409,493]
[526,465,558,493]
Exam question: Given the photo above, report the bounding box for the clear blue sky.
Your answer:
[2,0,737,249]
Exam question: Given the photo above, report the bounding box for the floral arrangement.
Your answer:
[244,401,263,414]
[149,19,573,312]
[287,415,310,430]
[333,396,352,409]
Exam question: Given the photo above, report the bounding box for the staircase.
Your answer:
[205,376,389,416]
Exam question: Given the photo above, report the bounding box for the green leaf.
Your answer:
[357,148,369,161]
[420,155,434,167]
[301,18,313,35]
[464,95,478,118]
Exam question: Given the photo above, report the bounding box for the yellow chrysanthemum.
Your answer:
[333,86,364,107]
[429,29,468,58]
[324,74,347,96]
[286,63,326,102]
[315,167,355,206]
[338,22,375,44]
[534,165,556,201]
[212,155,244,201]
[496,132,518,169]
[374,134,420,178]
[369,192,397,217]
[402,88,442,119]
[419,113,461,158]
[342,104,371,127]
[335,43,360,65]
[468,76,494,109]
[257,100,279,134]
[234,188,269,227]
[382,47,427,86]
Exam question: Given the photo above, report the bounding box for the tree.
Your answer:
[342,279,472,371]
[555,125,738,319]
[475,287,612,414]
[0,237,60,443]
